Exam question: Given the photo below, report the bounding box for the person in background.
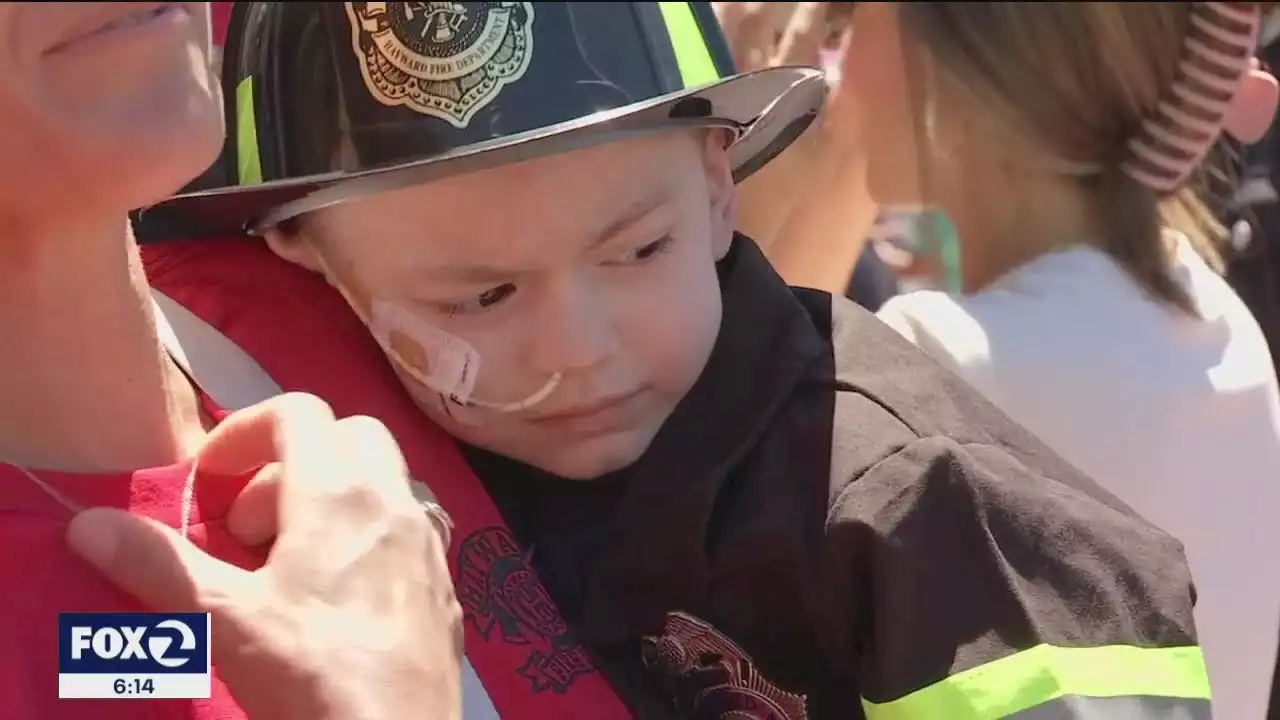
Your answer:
[845,4,1280,715]
[150,2,1211,717]
[1224,15,1280,712]
[1234,6,1280,208]
[0,2,462,718]
[1228,6,1280,377]
[844,238,900,311]
[850,210,948,309]
[714,2,879,295]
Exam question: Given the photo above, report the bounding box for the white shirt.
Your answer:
[878,237,1280,719]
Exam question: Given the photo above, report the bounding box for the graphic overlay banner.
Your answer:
[58,613,212,700]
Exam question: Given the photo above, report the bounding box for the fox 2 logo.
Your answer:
[58,613,210,674]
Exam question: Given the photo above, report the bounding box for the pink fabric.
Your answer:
[819,48,841,73]
[1226,59,1280,143]
[1124,2,1278,193]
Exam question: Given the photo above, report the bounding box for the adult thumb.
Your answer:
[67,507,245,613]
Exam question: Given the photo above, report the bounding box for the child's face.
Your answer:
[268,131,736,479]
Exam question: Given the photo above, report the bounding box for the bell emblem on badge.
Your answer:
[410,2,469,43]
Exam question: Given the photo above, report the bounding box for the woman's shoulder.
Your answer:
[877,240,1280,443]
[877,242,1255,370]
[876,289,995,373]
[870,256,1087,386]
[876,241,1280,413]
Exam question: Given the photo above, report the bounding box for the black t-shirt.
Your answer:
[462,443,630,624]
[464,250,737,624]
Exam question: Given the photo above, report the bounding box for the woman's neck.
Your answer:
[0,216,206,473]
[947,170,1103,293]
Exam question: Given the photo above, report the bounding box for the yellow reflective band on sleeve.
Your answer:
[235,77,264,187]
[657,2,720,88]
[861,644,1211,720]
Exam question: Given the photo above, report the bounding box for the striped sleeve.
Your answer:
[827,436,1211,719]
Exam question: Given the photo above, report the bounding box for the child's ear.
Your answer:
[263,221,375,313]
[703,129,737,261]
[263,223,325,274]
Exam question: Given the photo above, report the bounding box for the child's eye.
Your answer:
[610,236,674,265]
[441,283,517,316]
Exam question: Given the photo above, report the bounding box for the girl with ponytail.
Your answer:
[850,3,1280,714]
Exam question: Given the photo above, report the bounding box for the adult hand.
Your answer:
[66,393,462,720]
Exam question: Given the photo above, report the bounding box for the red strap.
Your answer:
[211,2,232,47]
[144,238,631,719]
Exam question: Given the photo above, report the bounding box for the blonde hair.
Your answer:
[901,2,1236,315]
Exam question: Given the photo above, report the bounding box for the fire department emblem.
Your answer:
[345,2,535,128]
[454,526,597,693]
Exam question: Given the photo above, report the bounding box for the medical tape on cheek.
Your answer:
[312,250,483,404]
[314,249,560,413]
[367,299,483,405]
[371,294,565,412]
[370,299,564,414]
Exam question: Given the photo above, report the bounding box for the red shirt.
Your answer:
[0,408,260,719]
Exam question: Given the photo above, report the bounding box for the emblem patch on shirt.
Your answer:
[454,526,597,693]
[345,2,535,128]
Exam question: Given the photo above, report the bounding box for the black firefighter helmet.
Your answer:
[150,2,826,236]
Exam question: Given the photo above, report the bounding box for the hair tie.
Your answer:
[1123,2,1279,194]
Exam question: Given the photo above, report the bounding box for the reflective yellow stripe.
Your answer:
[657,2,720,88]
[862,644,1211,720]
[235,77,263,186]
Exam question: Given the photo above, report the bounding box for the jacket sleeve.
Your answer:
[825,435,1211,719]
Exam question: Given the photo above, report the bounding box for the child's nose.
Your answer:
[525,278,621,376]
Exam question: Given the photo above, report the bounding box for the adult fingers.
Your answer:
[327,414,417,518]
[195,393,337,478]
[227,416,426,548]
[67,507,246,614]
[225,462,283,548]
[274,414,416,549]
[195,393,351,537]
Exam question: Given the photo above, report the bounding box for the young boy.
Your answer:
[150,3,1211,717]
